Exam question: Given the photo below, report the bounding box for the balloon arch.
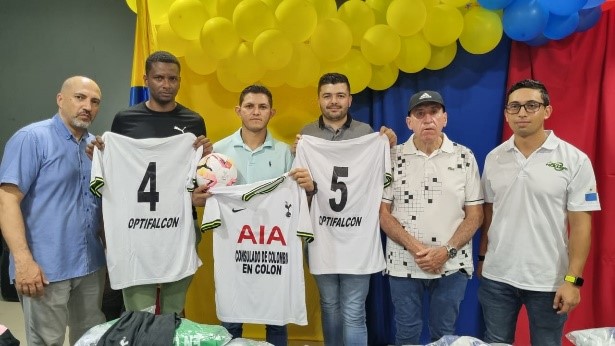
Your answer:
[126,0,610,94]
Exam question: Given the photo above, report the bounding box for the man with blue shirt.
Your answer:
[209,84,315,346]
[0,76,107,345]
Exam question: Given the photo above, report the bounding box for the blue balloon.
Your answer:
[577,6,602,31]
[544,12,580,39]
[523,34,550,46]
[583,0,605,9]
[538,0,587,16]
[477,0,514,10]
[503,0,550,41]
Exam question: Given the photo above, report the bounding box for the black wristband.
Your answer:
[306,181,318,197]
[477,255,486,261]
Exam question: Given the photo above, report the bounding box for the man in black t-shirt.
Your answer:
[89,51,211,317]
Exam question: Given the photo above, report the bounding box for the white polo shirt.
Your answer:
[382,134,483,279]
[481,131,600,291]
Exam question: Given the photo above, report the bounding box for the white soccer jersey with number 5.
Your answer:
[294,133,391,274]
[90,132,203,289]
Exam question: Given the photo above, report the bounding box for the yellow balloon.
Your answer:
[233,0,276,42]
[425,42,457,70]
[368,62,399,90]
[199,0,218,17]
[308,0,338,22]
[459,7,503,54]
[200,17,241,60]
[366,0,393,24]
[395,34,431,73]
[284,43,321,88]
[148,0,175,25]
[323,49,372,94]
[253,29,294,70]
[422,4,464,47]
[386,0,427,36]
[441,0,471,7]
[168,0,210,40]
[217,0,241,20]
[157,23,191,57]
[184,40,219,75]
[231,42,266,84]
[262,0,284,11]
[310,18,353,62]
[276,0,318,43]
[260,68,288,88]
[338,0,376,46]
[125,0,137,13]
[216,59,245,93]
[361,24,401,66]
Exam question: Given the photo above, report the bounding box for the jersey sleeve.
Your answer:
[201,197,221,232]
[295,183,314,243]
[89,133,107,198]
[187,147,203,192]
[382,137,392,189]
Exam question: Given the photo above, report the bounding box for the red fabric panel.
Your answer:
[506,10,615,345]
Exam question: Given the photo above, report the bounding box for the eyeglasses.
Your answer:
[505,101,545,114]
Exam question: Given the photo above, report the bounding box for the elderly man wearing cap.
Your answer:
[379,90,484,344]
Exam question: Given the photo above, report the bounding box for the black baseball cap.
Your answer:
[408,91,445,112]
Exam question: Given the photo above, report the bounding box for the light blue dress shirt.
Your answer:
[213,129,293,184]
[0,114,106,282]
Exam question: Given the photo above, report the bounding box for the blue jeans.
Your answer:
[314,274,370,346]
[478,277,567,346]
[388,271,469,345]
[221,322,287,346]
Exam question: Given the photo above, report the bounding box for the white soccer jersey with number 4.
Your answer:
[294,133,391,274]
[90,132,203,289]
[202,174,313,325]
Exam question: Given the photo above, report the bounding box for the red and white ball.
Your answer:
[196,153,238,188]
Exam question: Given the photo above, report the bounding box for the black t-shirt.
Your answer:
[111,102,206,138]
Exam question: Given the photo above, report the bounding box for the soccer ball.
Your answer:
[195,153,238,188]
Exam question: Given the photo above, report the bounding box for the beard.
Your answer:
[71,116,91,129]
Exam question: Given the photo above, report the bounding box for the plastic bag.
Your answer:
[566,327,615,346]
[426,335,492,346]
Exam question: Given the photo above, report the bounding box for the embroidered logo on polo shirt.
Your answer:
[546,161,567,171]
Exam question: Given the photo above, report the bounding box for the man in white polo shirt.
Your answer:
[478,79,601,346]
[380,90,483,345]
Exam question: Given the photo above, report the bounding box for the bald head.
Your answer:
[57,76,102,139]
[60,76,101,96]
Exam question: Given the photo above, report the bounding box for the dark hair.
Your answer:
[145,51,181,75]
[239,84,273,108]
[318,73,351,94]
[507,79,550,106]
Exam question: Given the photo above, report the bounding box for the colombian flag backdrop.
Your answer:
[129,0,614,343]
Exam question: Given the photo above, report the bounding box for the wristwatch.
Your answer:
[445,244,457,259]
[564,275,584,287]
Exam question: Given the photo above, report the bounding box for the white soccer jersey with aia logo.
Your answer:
[90,132,203,289]
[294,133,391,274]
[202,174,313,325]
